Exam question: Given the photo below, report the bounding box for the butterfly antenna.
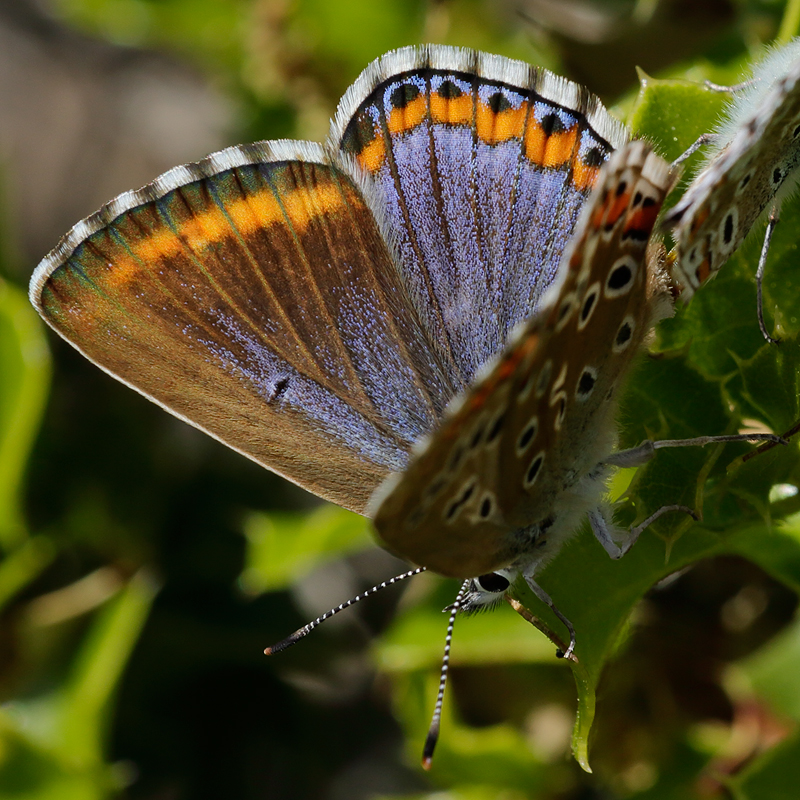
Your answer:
[421,578,471,770]
[264,566,427,655]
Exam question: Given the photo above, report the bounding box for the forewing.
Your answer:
[31,141,453,513]
[330,45,629,390]
[371,141,673,578]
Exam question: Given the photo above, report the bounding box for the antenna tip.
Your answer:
[422,726,439,770]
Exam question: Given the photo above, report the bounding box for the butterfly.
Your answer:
[30,45,778,766]
[30,45,629,522]
[664,38,800,342]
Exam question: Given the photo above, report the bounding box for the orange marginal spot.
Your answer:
[607,190,631,226]
[695,257,712,285]
[475,101,527,145]
[591,192,611,228]
[430,93,473,125]
[106,183,347,291]
[101,256,141,291]
[627,203,659,235]
[387,95,427,136]
[690,206,710,234]
[249,182,347,232]
[356,128,386,172]
[572,161,599,192]
[543,126,578,168]
[524,118,547,165]
[464,331,540,415]
[183,206,231,250]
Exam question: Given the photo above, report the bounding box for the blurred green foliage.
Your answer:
[4,0,800,798]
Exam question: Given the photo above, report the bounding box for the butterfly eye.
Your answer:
[475,572,510,593]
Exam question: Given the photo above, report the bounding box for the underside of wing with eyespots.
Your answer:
[370,140,674,579]
[665,58,800,295]
[329,45,629,391]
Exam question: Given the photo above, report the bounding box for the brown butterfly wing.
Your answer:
[32,141,453,513]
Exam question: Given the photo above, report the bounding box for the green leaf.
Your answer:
[0,278,50,551]
[0,570,157,799]
[240,504,373,593]
[727,732,800,800]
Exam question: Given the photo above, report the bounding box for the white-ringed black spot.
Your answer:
[613,316,634,352]
[524,451,545,488]
[576,367,597,400]
[737,172,753,194]
[535,360,552,399]
[723,213,735,244]
[516,416,538,455]
[794,123,800,139]
[550,362,568,398]
[578,283,600,330]
[424,475,446,502]
[719,207,738,253]
[772,166,785,187]
[390,83,420,109]
[517,368,536,402]
[556,293,577,331]
[605,256,636,297]
[444,478,477,522]
[469,422,485,450]
[444,476,478,522]
[407,509,424,528]
[448,442,465,472]
[622,226,650,243]
[554,395,567,430]
[558,296,574,323]
[486,410,506,444]
[479,495,493,519]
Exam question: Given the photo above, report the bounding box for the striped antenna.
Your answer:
[264,566,427,655]
[421,578,471,770]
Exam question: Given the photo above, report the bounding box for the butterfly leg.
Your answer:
[523,575,576,659]
[756,204,781,344]
[591,432,786,557]
[604,431,786,470]
[672,133,720,167]
[587,505,696,562]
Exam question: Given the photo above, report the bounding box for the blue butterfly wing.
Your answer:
[331,45,628,390]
